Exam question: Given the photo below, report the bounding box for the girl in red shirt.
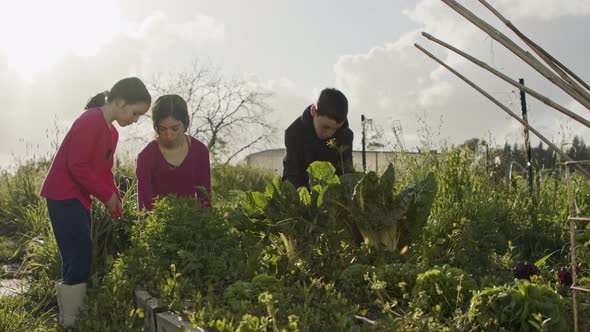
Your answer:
[40,77,151,328]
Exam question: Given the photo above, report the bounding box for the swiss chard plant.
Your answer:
[242,162,341,266]
[328,163,438,252]
[243,161,438,267]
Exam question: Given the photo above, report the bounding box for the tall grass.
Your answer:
[0,294,54,332]
[0,158,49,236]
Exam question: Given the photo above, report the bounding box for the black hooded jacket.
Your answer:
[282,105,354,188]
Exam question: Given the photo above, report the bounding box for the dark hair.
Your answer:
[315,88,348,123]
[85,77,151,110]
[152,94,190,133]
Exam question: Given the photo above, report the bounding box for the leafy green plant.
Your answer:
[375,263,420,302]
[342,165,437,251]
[243,161,438,271]
[77,257,143,331]
[288,278,360,330]
[467,281,566,331]
[242,163,340,266]
[411,265,477,318]
[337,264,376,305]
[211,163,273,209]
[90,181,138,278]
[160,264,183,311]
[129,196,256,298]
[222,274,283,315]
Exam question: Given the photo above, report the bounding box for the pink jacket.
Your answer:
[136,136,211,211]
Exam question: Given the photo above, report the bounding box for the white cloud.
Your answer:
[491,0,590,21]
[334,0,590,151]
[0,8,227,166]
[241,73,308,130]
[1,0,589,169]
[135,11,225,42]
[0,0,126,79]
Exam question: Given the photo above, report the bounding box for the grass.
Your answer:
[0,237,18,266]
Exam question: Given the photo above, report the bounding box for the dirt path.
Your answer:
[0,278,29,297]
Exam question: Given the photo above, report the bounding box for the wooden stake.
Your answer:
[440,0,590,111]
[414,43,590,178]
[421,32,590,128]
[478,0,590,94]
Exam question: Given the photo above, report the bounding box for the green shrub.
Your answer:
[337,264,376,305]
[468,281,566,331]
[376,263,420,300]
[411,265,477,318]
[129,196,257,298]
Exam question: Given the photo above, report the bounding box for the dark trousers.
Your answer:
[46,198,92,285]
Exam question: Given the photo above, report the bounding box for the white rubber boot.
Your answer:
[55,282,64,326]
[56,282,87,328]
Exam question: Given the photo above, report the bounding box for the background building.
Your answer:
[242,148,427,175]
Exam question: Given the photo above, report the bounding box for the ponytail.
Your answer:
[84,77,151,110]
[85,91,109,110]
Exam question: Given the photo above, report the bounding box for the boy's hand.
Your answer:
[105,193,122,219]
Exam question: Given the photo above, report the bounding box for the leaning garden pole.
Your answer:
[420,32,590,128]
[440,0,590,111]
[414,44,590,178]
[477,0,590,95]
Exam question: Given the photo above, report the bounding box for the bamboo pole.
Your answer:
[477,0,590,97]
[414,43,590,178]
[566,166,580,332]
[439,0,590,111]
[421,32,590,128]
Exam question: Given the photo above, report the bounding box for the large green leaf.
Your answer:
[377,164,395,207]
[403,172,437,243]
[352,172,379,213]
[242,192,268,216]
[534,250,558,268]
[298,187,312,206]
[307,161,339,187]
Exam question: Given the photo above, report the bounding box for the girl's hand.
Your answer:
[105,193,122,219]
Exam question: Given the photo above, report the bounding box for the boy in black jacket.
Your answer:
[282,88,354,188]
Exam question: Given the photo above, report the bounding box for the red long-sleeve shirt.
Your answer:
[136,136,211,211]
[40,107,120,210]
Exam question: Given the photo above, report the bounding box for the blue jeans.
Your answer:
[46,198,92,285]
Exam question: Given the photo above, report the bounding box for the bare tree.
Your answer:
[148,59,276,164]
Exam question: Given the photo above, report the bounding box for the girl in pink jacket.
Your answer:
[136,94,211,211]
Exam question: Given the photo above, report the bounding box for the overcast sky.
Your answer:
[1,0,588,168]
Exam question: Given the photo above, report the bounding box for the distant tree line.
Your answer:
[461,135,590,182]
[500,135,590,171]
